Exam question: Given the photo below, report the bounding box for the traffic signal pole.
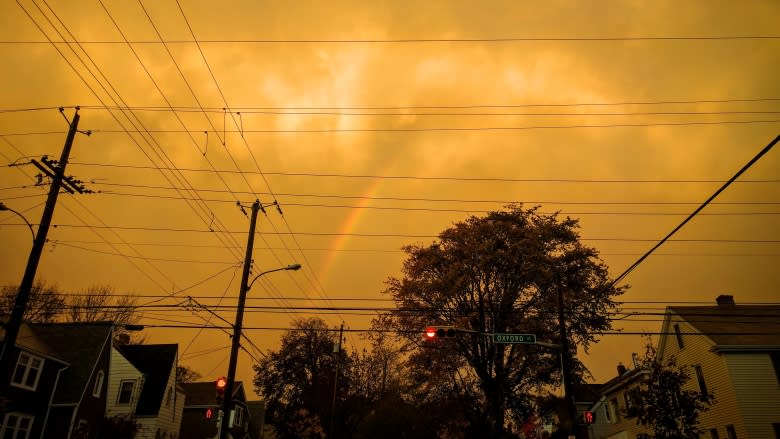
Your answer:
[557,286,578,437]
[221,200,260,439]
[0,109,81,381]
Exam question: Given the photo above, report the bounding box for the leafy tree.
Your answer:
[0,281,65,323]
[380,206,624,437]
[634,341,714,439]
[253,317,350,439]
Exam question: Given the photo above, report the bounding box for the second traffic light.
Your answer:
[215,376,227,405]
[424,326,456,340]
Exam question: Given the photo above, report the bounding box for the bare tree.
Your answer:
[66,285,140,326]
[0,281,65,323]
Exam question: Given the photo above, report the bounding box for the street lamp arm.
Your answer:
[0,202,35,243]
[246,263,302,291]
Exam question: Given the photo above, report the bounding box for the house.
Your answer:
[179,381,258,439]
[1,321,113,439]
[657,294,780,438]
[115,343,185,439]
[586,362,650,439]
[2,320,185,439]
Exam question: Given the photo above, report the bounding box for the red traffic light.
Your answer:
[583,410,594,424]
[216,377,227,390]
[205,408,214,419]
[423,326,456,339]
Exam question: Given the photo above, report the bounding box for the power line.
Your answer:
[99,192,780,215]
[2,35,779,44]
[611,134,780,286]
[66,161,780,184]
[85,119,780,133]
[7,222,780,241]
[7,119,778,137]
[43,240,780,256]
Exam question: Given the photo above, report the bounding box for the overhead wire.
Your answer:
[136,0,314,321]
[173,0,349,336]
[611,134,780,287]
[1,133,173,291]
[2,35,780,43]
[94,0,246,259]
[66,161,780,184]
[18,0,244,289]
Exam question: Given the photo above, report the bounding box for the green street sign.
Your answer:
[492,333,536,344]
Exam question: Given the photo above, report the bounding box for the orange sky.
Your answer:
[1,0,778,391]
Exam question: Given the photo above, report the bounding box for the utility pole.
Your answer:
[221,200,260,439]
[328,322,344,438]
[0,109,82,382]
[557,286,578,438]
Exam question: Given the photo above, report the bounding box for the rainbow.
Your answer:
[316,175,386,286]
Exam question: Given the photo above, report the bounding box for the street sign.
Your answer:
[492,333,536,344]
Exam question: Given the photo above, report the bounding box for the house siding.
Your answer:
[135,351,183,439]
[660,315,746,436]
[588,383,648,439]
[1,347,68,439]
[106,346,144,418]
[72,335,112,438]
[724,352,780,439]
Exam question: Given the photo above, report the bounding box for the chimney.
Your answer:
[115,333,130,345]
[716,295,735,307]
[617,362,627,376]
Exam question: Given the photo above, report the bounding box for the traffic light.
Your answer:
[215,376,227,405]
[423,326,456,340]
[205,407,214,420]
[583,410,594,424]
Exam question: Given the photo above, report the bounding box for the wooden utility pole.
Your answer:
[329,322,344,438]
[0,109,81,380]
[221,200,260,439]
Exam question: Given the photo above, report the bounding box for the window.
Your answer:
[710,428,720,439]
[1,412,34,439]
[11,352,44,391]
[166,387,172,407]
[771,352,780,384]
[726,425,737,439]
[603,402,612,423]
[674,323,684,349]
[92,370,104,398]
[772,423,780,439]
[694,365,709,400]
[230,406,244,428]
[117,380,135,405]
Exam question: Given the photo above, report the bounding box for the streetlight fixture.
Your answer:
[220,262,301,439]
[0,202,35,243]
[246,263,301,291]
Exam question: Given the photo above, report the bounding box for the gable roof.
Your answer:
[667,303,780,348]
[4,321,113,403]
[118,344,178,416]
[182,381,247,406]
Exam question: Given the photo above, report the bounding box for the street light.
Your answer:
[220,262,301,439]
[0,202,35,243]
[246,263,302,291]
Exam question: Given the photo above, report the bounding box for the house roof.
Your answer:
[598,366,647,396]
[32,322,113,403]
[667,303,780,347]
[572,383,603,403]
[118,344,178,416]
[182,381,247,406]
